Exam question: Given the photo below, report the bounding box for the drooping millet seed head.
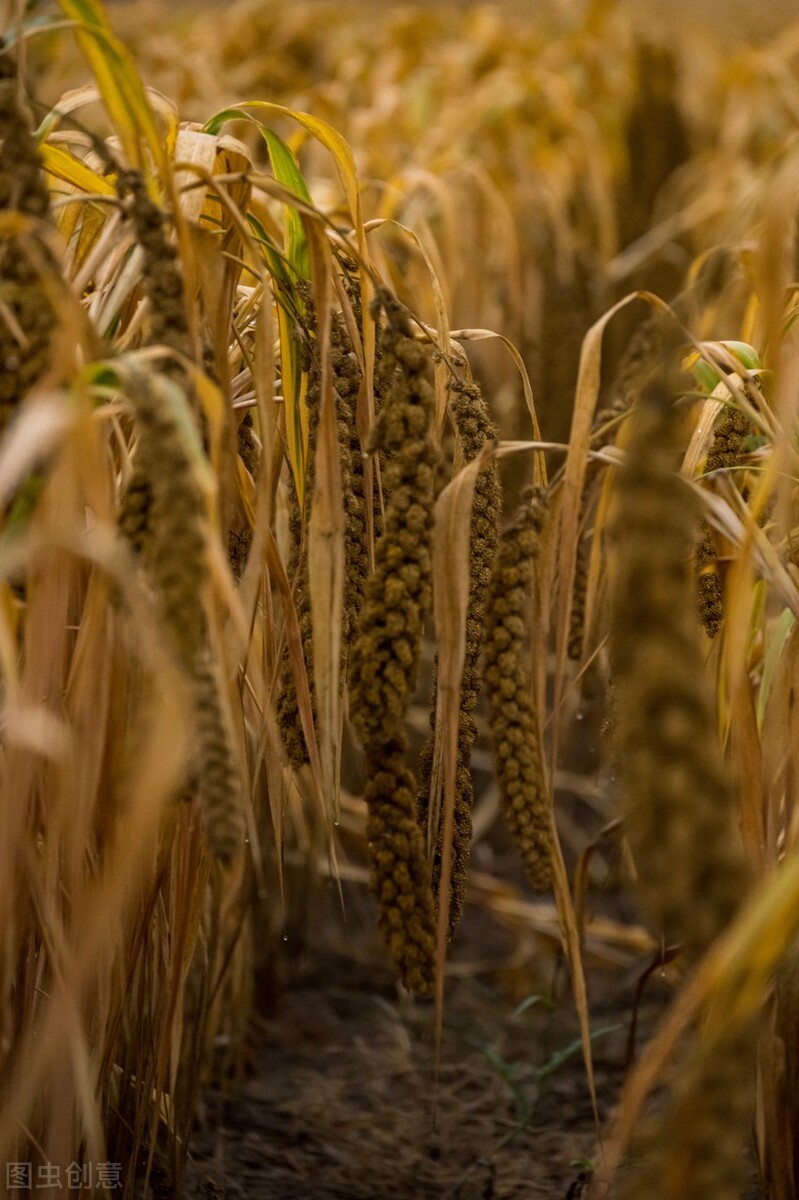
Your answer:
[331,310,368,652]
[0,50,58,429]
[0,56,51,220]
[348,296,439,992]
[193,649,246,864]
[125,374,207,670]
[367,736,437,996]
[609,372,749,959]
[417,375,501,936]
[123,373,244,862]
[484,486,552,894]
[116,168,190,365]
[695,403,753,639]
[348,321,438,750]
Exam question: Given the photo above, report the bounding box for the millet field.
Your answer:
[2,0,799,1196]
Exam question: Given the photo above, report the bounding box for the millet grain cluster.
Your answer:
[117,172,244,862]
[696,402,752,639]
[610,366,756,1200]
[348,298,438,994]
[484,487,552,893]
[0,51,58,430]
[122,370,245,862]
[417,376,501,937]
[229,410,260,579]
[116,168,192,559]
[116,168,191,364]
[609,372,749,959]
[333,313,370,652]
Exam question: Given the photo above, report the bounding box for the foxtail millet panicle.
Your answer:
[123,371,244,862]
[227,528,252,581]
[116,168,191,366]
[0,54,51,220]
[348,295,439,993]
[118,464,155,560]
[0,50,58,431]
[618,41,689,249]
[331,309,368,653]
[236,410,261,481]
[539,250,597,446]
[483,486,552,894]
[348,312,438,745]
[347,314,436,744]
[116,167,195,563]
[417,375,501,936]
[609,370,749,959]
[612,374,755,1184]
[125,374,207,669]
[568,467,599,664]
[193,648,247,863]
[366,736,437,996]
[228,412,258,577]
[696,402,752,639]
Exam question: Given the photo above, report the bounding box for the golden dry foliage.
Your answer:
[0,22,258,1188]
[484,486,552,894]
[619,1024,756,1200]
[276,299,323,770]
[276,296,367,769]
[567,312,665,664]
[10,0,799,1194]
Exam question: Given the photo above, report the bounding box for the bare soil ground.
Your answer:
[182,903,666,1200]
[179,717,762,1200]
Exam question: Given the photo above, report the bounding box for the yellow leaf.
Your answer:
[55,0,167,173]
[40,143,116,198]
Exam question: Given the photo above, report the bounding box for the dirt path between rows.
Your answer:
[182,933,666,1200]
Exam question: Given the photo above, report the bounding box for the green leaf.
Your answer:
[205,110,323,505]
[685,340,763,394]
[202,114,312,279]
[536,1024,622,1083]
[203,102,361,245]
[261,128,312,282]
[508,994,555,1021]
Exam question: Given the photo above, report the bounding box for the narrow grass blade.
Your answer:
[55,0,166,172]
